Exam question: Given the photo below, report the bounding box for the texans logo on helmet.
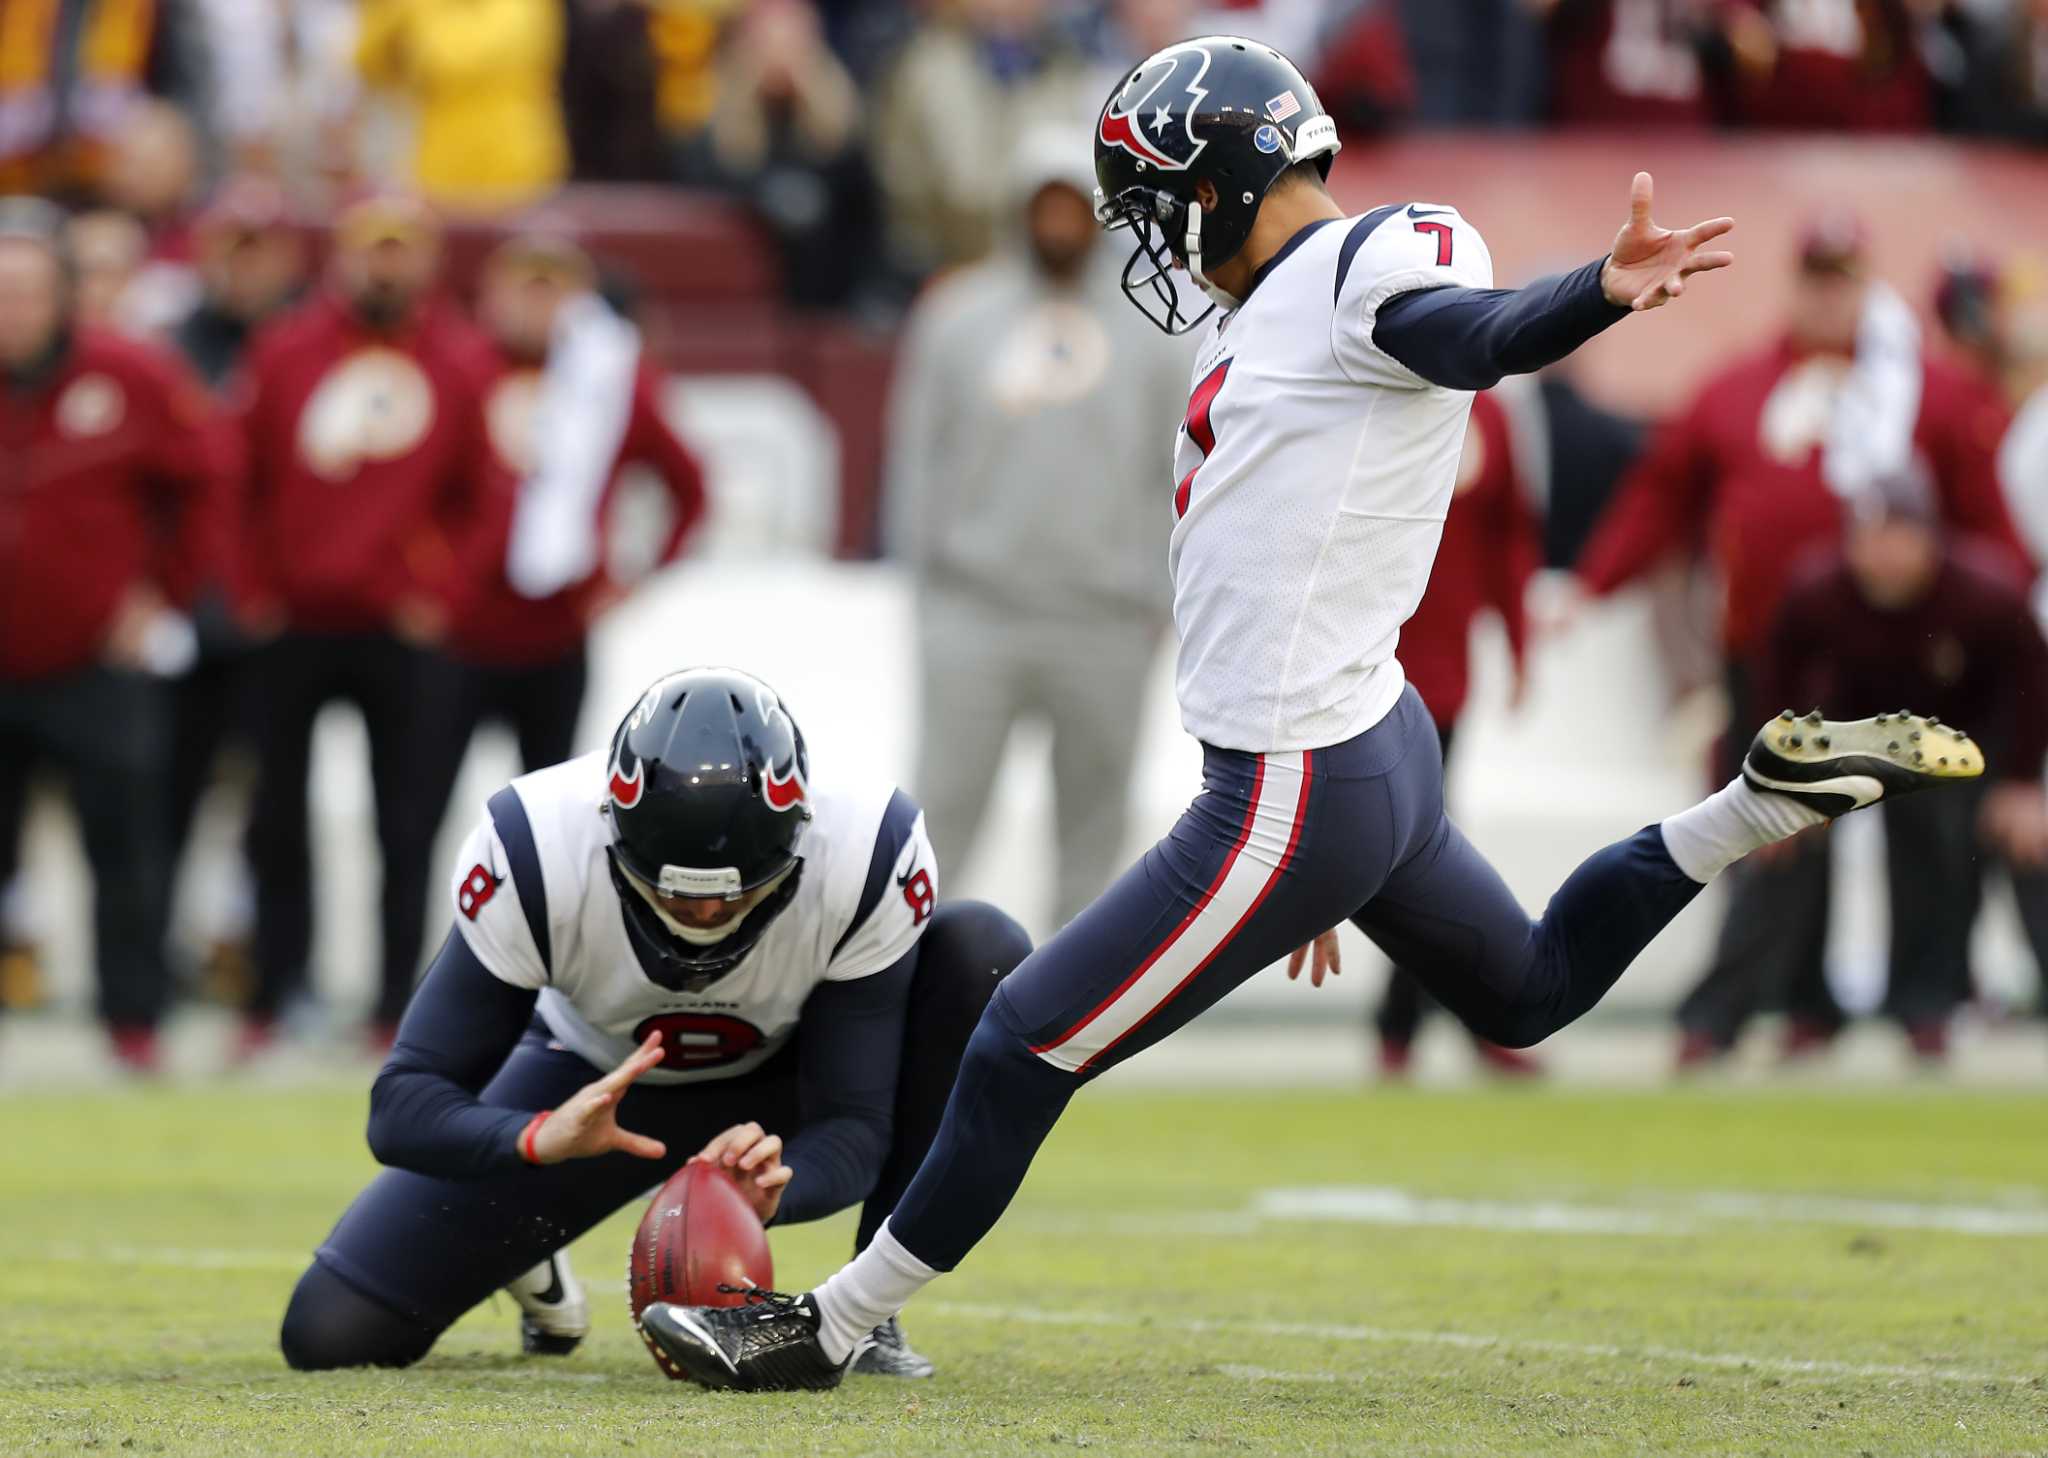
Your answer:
[762,758,806,813]
[1098,42,1212,172]
[609,750,645,809]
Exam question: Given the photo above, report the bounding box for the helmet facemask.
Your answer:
[1095,184,1221,336]
[605,841,805,993]
[614,856,795,946]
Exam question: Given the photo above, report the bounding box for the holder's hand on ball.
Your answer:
[530,1031,670,1165]
[693,1122,794,1224]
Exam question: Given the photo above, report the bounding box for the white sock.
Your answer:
[1659,775,1828,884]
[811,1221,941,1363]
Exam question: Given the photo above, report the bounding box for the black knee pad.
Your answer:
[918,900,1032,1007]
[897,902,1034,1097]
[280,1261,437,1371]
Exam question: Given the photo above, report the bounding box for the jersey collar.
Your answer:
[1244,217,1340,301]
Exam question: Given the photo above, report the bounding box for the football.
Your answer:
[627,1160,775,1379]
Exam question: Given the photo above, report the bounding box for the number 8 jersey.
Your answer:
[1169,203,1493,755]
[447,750,937,1084]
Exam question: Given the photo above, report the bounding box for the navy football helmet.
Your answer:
[601,668,812,992]
[1093,36,1340,334]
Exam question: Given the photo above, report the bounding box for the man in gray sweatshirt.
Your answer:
[889,130,1191,927]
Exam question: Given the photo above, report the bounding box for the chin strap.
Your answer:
[1183,203,1241,314]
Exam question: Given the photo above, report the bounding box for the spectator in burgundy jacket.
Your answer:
[1539,0,1725,129]
[1677,492,2048,1062]
[0,196,230,1071]
[1571,217,2030,1066]
[1576,219,2027,709]
[1722,0,1935,132]
[159,177,308,1012]
[428,232,707,799]
[233,193,501,1054]
[1373,391,1545,1080]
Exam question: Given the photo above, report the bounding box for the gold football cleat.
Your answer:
[1743,709,1983,817]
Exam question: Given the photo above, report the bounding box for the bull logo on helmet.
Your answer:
[608,744,645,810]
[1097,43,1212,173]
[752,685,809,814]
[762,757,807,813]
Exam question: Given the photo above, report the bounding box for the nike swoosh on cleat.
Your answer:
[672,1310,739,1374]
[1743,767,1887,810]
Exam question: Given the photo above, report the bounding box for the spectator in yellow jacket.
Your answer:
[356,0,568,211]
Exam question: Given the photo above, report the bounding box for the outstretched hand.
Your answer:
[527,1030,670,1165]
[1600,172,1734,312]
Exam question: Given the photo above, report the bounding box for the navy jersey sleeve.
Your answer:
[1372,256,1629,392]
[365,928,540,1179]
[770,945,916,1225]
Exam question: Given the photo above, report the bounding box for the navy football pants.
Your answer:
[890,685,1704,1270]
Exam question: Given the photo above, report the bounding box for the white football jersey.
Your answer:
[1170,203,1494,752]
[448,751,937,1085]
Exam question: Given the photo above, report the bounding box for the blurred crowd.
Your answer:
[5,0,2048,1081]
[3,0,2045,320]
[0,191,706,1070]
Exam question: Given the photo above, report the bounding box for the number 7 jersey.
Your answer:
[1169,203,1493,754]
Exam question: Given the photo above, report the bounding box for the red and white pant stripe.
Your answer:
[1029,750,1314,1074]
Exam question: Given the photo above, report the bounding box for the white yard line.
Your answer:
[1255,1188,1679,1235]
[923,1302,2034,1387]
[34,1177,2048,1279]
[1682,1191,2048,1237]
[1215,1364,1351,1385]
[1255,1186,2048,1237]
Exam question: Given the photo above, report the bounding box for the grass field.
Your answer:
[5,1077,2047,1457]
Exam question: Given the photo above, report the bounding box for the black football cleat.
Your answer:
[638,1288,850,1391]
[851,1316,935,1379]
[1743,709,1982,817]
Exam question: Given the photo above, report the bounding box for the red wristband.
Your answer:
[518,1110,552,1165]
